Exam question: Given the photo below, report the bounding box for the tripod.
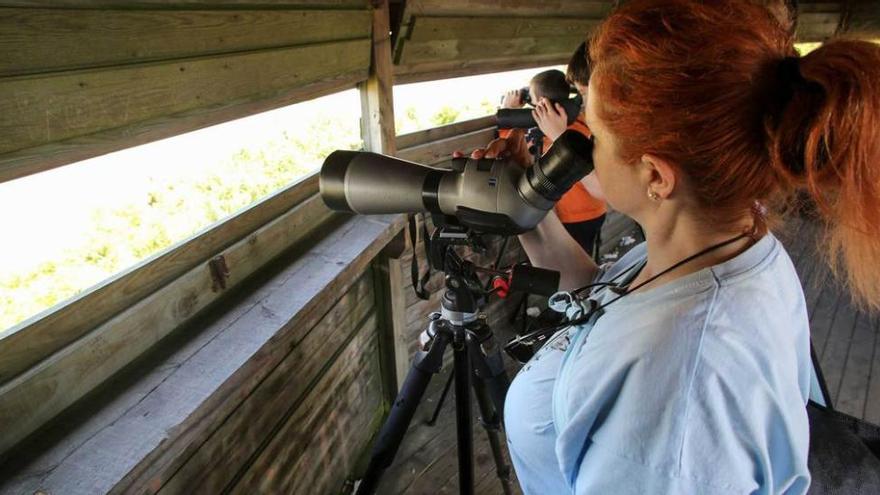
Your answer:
[355,228,514,495]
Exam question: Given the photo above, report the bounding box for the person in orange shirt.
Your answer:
[501,66,607,257]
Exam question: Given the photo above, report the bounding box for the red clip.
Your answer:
[492,276,510,298]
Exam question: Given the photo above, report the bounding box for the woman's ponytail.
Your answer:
[769,39,880,310]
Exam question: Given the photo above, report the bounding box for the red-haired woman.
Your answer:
[477,0,880,492]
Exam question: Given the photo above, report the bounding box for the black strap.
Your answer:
[508,232,751,346]
[408,214,431,300]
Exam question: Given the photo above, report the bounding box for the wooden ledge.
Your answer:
[0,213,405,495]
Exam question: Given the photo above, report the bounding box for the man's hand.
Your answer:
[453,128,533,167]
[533,97,569,141]
[501,89,526,109]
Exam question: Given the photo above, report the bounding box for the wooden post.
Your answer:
[361,0,408,393]
[373,230,409,397]
[360,0,397,155]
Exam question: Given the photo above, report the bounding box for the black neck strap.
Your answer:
[508,232,752,346]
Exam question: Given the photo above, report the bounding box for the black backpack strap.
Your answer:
[408,214,431,300]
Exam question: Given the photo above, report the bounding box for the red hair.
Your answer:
[589,0,880,310]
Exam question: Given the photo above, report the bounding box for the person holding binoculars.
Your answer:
[500,69,607,258]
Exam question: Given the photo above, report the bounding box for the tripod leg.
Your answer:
[471,373,514,495]
[427,370,455,426]
[467,329,514,495]
[356,322,450,495]
[453,330,475,495]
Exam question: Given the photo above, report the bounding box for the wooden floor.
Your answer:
[375,212,879,494]
[779,215,880,423]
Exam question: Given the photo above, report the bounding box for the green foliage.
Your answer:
[0,115,362,333]
[430,106,460,126]
[395,97,496,135]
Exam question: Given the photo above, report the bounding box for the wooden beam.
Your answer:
[398,36,584,65]
[394,54,568,84]
[405,0,613,18]
[0,176,317,386]
[796,12,842,41]
[0,1,368,7]
[799,2,842,14]
[360,0,397,154]
[0,73,365,185]
[0,8,370,77]
[373,229,410,392]
[0,38,370,158]
[408,16,598,42]
[397,127,496,165]
[0,194,338,456]
[396,115,494,149]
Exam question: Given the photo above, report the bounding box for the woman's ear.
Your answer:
[640,153,678,200]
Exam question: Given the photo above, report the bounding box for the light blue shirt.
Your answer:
[504,234,811,494]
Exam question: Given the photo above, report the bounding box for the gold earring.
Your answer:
[647,189,660,201]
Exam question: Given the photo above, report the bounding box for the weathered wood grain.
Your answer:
[0,8,370,77]
[405,0,612,18]
[157,274,376,493]
[399,36,584,65]
[360,0,397,155]
[863,316,880,424]
[228,314,384,494]
[394,54,568,84]
[409,16,598,42]
[0,1,367,7]
[0,38,369,157]
[397,127,496,165]
[396,115,494,149]
[835,310,876,419]
[0,73,365,184]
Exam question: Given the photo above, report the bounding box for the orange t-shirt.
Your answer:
[499,118,606,223]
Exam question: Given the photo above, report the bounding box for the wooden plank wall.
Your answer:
[158,272,385,495]
[392,0,614,83]
[0,1,372,184]
[845,0,880,38]
[798,2,844,41]
[0,215,406,495]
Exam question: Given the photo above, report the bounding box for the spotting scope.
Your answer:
[320,129,593,235]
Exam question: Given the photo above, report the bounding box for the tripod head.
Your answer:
[425,224,489,318]
[425,223,560,306]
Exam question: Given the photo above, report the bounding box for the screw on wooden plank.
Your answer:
[208,255,230,292]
